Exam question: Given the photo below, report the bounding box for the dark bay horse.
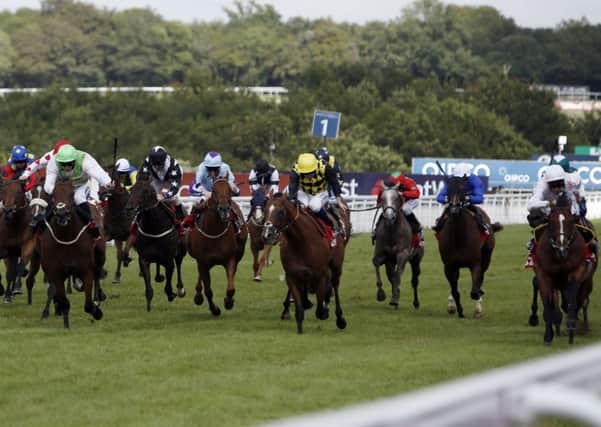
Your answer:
[437,177,502,319]
[373,184,423,309]
[101,177,134,284]
[533,193,596,345]
[124,174,185,312]
[247,190,274,281]
[38,178,104,328]
[263,193,349,334]
[0,179,33,303]
[186,179,247,316]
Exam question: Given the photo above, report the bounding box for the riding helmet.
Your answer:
[149,146,167,166]
[544,164,565,184]
[255,159,269,174]
[296,153,318,174]
[315,147,329,162]
[204,151,223,168]
[116,158,131,173]
[56,144,78,163]
[9,145,28,163]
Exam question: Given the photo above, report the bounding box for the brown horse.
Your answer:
[437,177,502,319]
[372,184,423,308]
[247,189,274,281]
[0,179,33,303]
[124,174,186,312]
[533,193,596,345]
[38,178,105,328]
[101,175,134,284]
[263,193,349,333]
[186,178,247,316]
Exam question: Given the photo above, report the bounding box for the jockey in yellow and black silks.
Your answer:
[288,153,347,245]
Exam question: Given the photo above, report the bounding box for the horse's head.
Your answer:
[548,192,577,259]
[209,179,232,223]
[446,176,469,215]
[126,173,156,215]
[1,178,27,223]
[263,193,293,245]
[53,177,75,226]
[380,184,403,225]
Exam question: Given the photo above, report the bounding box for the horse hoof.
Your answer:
[112,276,121,284]
[93,307,103,320]
[177,288,186,298]
[281,312,290,320]
[155,274,165,283]
[458,312,465,318]
[302,299,314,310]
[253,276,262,282]
[470,291,480,300]
[167,293,177,302]
[211,306,221,317]
[4,296,12,304]
[336,317,347,330]
[224,298,234,310]
[73,278,84,292]
[376,289,386,302]
[194,294,204,306]
[12,288,23,296]
[474,310,482,319]
[413,301,420,309]
[389,300,399,308]
[40,311,49,320]
[529,315,539,327]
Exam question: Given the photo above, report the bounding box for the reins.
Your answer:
[44,219,89,245]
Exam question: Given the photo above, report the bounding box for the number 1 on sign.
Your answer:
[320,119,328,136]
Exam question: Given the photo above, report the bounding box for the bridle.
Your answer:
[263,199,300,244]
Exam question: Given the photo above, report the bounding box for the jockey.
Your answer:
[42,144,111,237]
[188,151,243,231]
[3,145,37,192]
[248,158,279,217]
[372,171,422,245]
[21,140,70,181]
[114,158,137,190]
[190,151,239,198]
[139,146,185,221]
[314,146,343,199]
[524,164,592,267]
[559,158,587,217]
[432,163,489,234]
[288,152,347,246]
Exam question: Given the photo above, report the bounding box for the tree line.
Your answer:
[1,0,601,172]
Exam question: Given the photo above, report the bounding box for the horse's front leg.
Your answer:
[175,249,185,298]
[27,250,42,305]
[224,259,237,310]
[372,253,386,302]
[113,240,123,284]
[84,270,103,321]
[329,266,346,330]
[565,279,580,344]
[409,250,423,309]
[139,257,153,312]
[315,276,329,321]
[251,242,261,281]
[470,264,484,301]
[445,265,463,318]
[53,277,70,329]
[3,256,18,304]
[154,263,164,283]
[390,251,410,308]
[287,280,305,334]
[163,259,176,302]
[538,274,556,345]
[529,275,540,326]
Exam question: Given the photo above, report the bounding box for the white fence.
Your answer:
[262,343,601,427]
[180,191,601,234]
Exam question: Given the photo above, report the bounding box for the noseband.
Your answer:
[263,201,299,244]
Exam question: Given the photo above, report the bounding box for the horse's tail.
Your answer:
[491,222,503,233]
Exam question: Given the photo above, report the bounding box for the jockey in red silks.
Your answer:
[21,140,70,182]
[372,171,423,246]
[3,145,37,193]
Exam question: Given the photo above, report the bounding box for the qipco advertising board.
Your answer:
[412,157,601,191]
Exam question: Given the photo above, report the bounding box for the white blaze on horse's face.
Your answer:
[382,189,399,221]
[559,213,565,246]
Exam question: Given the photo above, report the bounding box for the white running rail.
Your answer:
[180,191,601,234]
[261,343,601,427]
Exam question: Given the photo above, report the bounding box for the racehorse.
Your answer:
[263,193,349,333]
[533,192,596,345]
[247,190,274,281]
[0,179,33,303]
[186,178,247,316]
[372,184,423,309]
[124,174,185,312]
[437,176,502,319]
[37,178,105,328]
[101,174,134,284]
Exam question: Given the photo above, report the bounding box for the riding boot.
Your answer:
[432,215,446,233]
[76,202,100,238]
[371,215,381,246]
[469,206,489,234]
[316,208,337,247]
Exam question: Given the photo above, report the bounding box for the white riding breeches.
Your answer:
[297,190,329,213]
[402,198,419,215]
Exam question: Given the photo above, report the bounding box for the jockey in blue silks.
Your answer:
[190,151,239,199]
[432,162,489,234]
[188,151,243,232]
